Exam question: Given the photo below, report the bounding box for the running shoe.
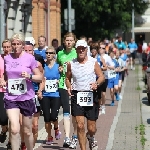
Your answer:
[86,134,98,150]
[20,142,26,150]
[110,101,114,106]
[101,106,105,114]
[55,129,61,140]
[115,93,120,101]
[69,135,78,149]
[46,137,53,145]
[0,130,7,143]
[63,137,70,147]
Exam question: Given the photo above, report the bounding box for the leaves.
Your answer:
[61,0,148,39]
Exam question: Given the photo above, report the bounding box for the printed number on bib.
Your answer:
[8,78,27,95]
[77,92,93,106]
[33,95,40,106]
[45,80,58,92]
[108,70,116,79]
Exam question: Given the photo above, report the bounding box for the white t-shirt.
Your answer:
[102,54,115,79]
[87,46,91,56]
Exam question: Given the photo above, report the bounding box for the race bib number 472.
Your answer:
[45,80,58,92]
[8,78,27,95]
[77,92,93,106]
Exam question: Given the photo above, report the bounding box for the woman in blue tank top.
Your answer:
[38,46,61,145]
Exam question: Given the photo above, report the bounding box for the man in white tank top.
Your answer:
[65,40,105,150]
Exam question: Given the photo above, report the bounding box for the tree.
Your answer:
[61,0,148,40]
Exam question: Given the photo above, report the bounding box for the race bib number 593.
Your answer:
[77,92,93,106]
[8,78,27,95]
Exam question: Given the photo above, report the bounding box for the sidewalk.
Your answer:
[0,68,143,150]
[35,68,143,150]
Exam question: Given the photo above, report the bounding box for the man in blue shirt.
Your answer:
[128,38,138,70]
[34,35,48,60]
[115,36,126,50]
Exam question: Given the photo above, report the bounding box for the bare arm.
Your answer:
[95,61,105,85]
[100,56,107,71]
[65,62,72,89]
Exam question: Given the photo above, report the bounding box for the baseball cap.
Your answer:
[75,40,88,48]
[25,37,35,46]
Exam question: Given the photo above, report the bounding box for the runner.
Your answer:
[38,46,61,145]
[128,38,138,70]
[65,40,105,150]
[114,51,125,100]
[0,39,12,150]
[0,33,43,150]
[34,35,48,60]
[108,51,121,105]
[98,43,115,113]
[18,37,44,149]
[57,32,77,147]
[90,44,107,115]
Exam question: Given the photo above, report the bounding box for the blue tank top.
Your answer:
[112,59,120,77]
[43,63,60,97]
[97,55,102,67]
[120,54,127,61]
[32,82,39,92]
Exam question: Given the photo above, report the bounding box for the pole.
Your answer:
[132,3,135,39]
[67,0,71,32]
[48,0,50,46]
[0,0,5,54]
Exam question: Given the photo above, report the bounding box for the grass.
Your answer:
[135,124,147,147]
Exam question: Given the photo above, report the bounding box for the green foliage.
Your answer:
[61,0,148,39]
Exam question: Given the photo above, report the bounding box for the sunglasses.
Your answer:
[100,47,105,50]
[45,52,55,54]
[12,43,21,46]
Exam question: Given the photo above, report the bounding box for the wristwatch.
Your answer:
[29,74,32,79]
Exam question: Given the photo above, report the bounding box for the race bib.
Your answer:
[8,78,27,95]
[130,48,135,53]
[33,95,40,106]
[45,80,58,92]
[77,92,93,106]
[108,70,116,79]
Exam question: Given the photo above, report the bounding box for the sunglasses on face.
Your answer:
[12,43,21,46]
[45,52,55,54]
[100,47,105,50]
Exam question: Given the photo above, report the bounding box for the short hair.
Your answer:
[38,35,46,41]
[90,43,99,51]
[63,32,77,42]
[80,35,87,41]
[46,46,55,53]
[2,39,11,47]
[11,33,25,43]
[52,39,58,44]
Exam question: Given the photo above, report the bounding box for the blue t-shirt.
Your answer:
[32,82,39,92]
[43,63,60,97]
[128,42,138,53]
[115,41,126,50]
[34,49,46,60]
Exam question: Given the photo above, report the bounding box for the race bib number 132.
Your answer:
[77,92,93,106]
[8,78,27,95]
[45,80,58,92]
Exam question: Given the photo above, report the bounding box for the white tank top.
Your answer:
[70,56,96,91]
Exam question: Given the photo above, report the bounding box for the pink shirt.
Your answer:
[0,55,5,92]
[4,52,38,101]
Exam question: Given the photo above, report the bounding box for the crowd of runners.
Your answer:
[0,32,141,150]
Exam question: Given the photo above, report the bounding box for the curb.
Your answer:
[138,65,150,150]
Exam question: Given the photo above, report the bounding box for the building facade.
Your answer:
[4,0,61,47]
[125,0,150,43]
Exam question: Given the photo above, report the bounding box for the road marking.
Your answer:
[34,113,64,149]
[105,77,127,150]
